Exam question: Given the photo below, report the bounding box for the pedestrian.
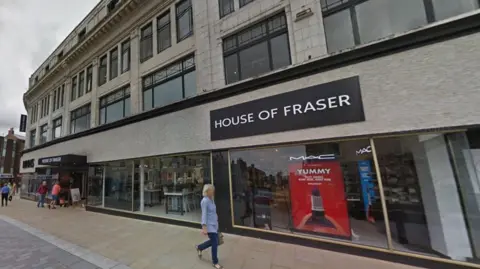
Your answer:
[1,183,10,207]
[195,184,223,269]
[48,181,60,209]
[37,181,48,208]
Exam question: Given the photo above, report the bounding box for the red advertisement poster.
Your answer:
[289,161,351,239]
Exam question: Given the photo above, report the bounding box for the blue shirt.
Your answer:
[201,197,218,233]
[1,186,10,194]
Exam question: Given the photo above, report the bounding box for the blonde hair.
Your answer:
[202,184,214,197]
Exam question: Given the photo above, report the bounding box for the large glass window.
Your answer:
[110,47,119,80]
[223,13,291,84]
[230,140,388,248]
[121,40,130,73]
[40,124,48,144]
[140,24,153,62]
[104,161,134,211]
[87,165,104,206]
[219,0,234,18]
[142,55,196,110]
[176,0,193,41]
[98,55,107,86]
[99,86,131,125]
[70,104,91,134]
[157,12,171,53]
[52,117,62,140]
[321,0,480,54]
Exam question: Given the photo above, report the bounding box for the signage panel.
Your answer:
[210,76,365,141]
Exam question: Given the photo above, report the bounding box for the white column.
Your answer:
[129,28,141,114]
[152,17,158,55]
[47,91,55,141]
[90,59,99,128]
[63,80,71,136]
[170,5,178,45]
[139,159,145,212]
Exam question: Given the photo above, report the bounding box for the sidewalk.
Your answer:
[0,199,424,269]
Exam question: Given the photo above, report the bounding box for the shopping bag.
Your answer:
[218,232,224,246]
[8,195,12,201]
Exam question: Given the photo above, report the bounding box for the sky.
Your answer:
[0,0,100,135]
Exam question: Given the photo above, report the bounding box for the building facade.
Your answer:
[0,128,25,183]
[20,0,480,268]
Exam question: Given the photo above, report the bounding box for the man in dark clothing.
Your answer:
[1,183,10,207]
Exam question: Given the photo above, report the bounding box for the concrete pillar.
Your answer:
[129,28,141,114]
[170,5,178,45]
[63,80,71,136]
[152,17,158,56]
[90,58,99,128]
[46,91,55,141]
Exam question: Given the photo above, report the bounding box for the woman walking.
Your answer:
[196,184,223,269]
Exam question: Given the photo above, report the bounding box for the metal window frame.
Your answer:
[140,23,153,63]
[121,40,131,73]
[239,0,254,8]
[219,0,235,18]
[157,11,172,53]
[70,103,91,134]
[99,85,131,125]
[40,124,48,144]
[222,12,290,84]
[109,47,119,80]
[98,55,108,86]
[78,70,86,98]
[176,0,194,42]
[71,76,78,101]
[52,117,62,140]
[86,65,93,93]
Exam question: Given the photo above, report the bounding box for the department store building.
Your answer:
[20,0,480,268]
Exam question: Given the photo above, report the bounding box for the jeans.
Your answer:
[1,193,8,206]
[198,232,219,264]
[37,194,46,207]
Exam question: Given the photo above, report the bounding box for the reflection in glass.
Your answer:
[230,140,388,248]
[153,77,183,108]
[183,70,197,98]
[139,153,211,222]
[87,165,103,206]
[323,9,355,53]
[239,41,269,79]
[104,161,133,211]
[432,0,479,21]
[374,133,480,263]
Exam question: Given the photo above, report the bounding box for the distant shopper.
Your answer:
[1,183,10,207]
[37,181,48,208]
[48,181,61,209]
[196,184,223,269]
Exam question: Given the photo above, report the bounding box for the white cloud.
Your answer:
[0,0,99,133]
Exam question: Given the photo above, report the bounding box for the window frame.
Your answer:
[219,0,235,18]
[157,11,172,53]
[99,85,131,125]
[30,130,36,147]
[52,117,62,140]
[70,103,91,134]
[86,65,93,93]
[121,40,130,73]
[110,47,119,80]
[140,23,153,63]
[98,55,108,86]
[71,76,78,101]
[142,55,196,111]
[239,0,254,8]
[40,124,48,144]
[78,70,85,98]
[222,12,291,84]
[176,0,194,42]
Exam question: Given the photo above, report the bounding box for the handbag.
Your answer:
[8,195,12,202]
[218,232,224,246]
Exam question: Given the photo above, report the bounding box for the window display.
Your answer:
[230,140,388,248]
[104,161,133,211]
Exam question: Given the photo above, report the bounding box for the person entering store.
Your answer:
[48,181,61,209]
[36,181,48,208]
[196,184,223,269]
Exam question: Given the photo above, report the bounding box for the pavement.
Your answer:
[0,198,427,269]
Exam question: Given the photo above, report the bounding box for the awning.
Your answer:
[37,155,87,166]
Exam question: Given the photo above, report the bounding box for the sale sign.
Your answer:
[288,161,351,239]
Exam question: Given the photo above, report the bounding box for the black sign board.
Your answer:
[38,154,87,166]
[22,159,35,169]
[210,76,365,141]
[19,114,27,132]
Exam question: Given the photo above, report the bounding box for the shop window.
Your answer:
[223,13,291,84]
[99,86,131,125]
[321,0,479,54]
[104,161,134,211]
[70,104,91,134]
[39,124,48,145]
[176,0,193,41]
[157,12,171,53]
[98,55,107,86]
[29,130,36,148]
[373,132,480,263]
[140,23,153,62]
[87,165,104,206]
[110,47,119,80]
[121,40,130,73]
[142,55,196,110]
[219,0,234,18]
[230,140,388,248]
[52,117,62,140]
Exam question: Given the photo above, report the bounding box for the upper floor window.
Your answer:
[219,0,234,17]
[239,0,254,7]
[157,12,171,53]
[140,24,153,62]
[30,104,38,124]
[45,64,50,73]
[71,76,78,101]
[98,55,108,86]
[176,0,193,41]
[86,65,93,93]
[121,40,130,73]
[52,117,62,140]
[321,0,479,53]
[70,104,91,134]
[223,13,290,84]
[40,95,50,118]
[110,47,119,80]
[78,71,85,98]
[58,50,64,60]
[40,124,48,145]
[99,86,131,125]
[78,28,86,41]
[30,130,36,148]
[142,55,196,111]
[53,85,64,111]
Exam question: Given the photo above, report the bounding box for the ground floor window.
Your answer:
[230,130,480,264]
[88,152,212,223]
